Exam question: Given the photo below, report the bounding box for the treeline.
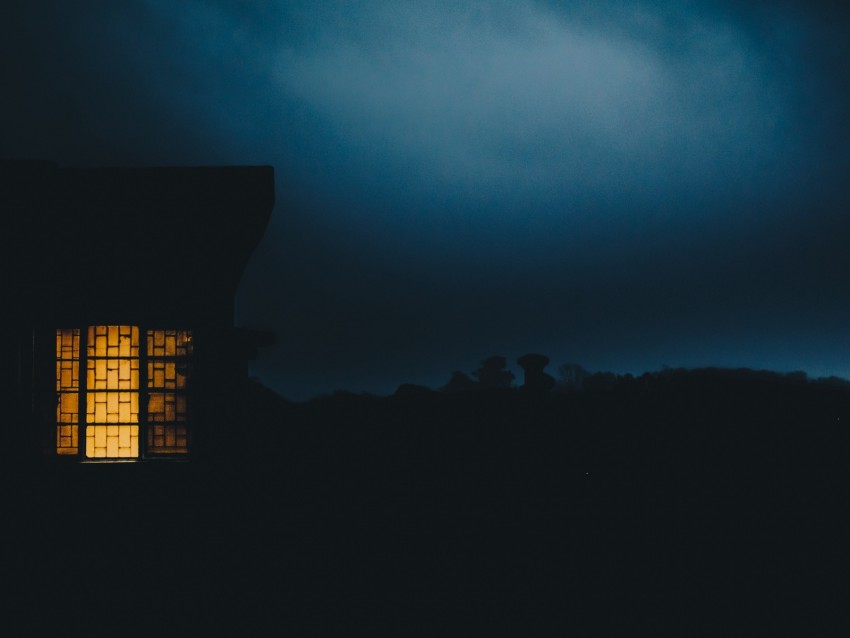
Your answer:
[19,363,850,633]
[229,361,850,491]
[409,352,850,396]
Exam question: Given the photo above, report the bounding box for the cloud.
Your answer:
[3,0,849,398]
[263,1,796,218]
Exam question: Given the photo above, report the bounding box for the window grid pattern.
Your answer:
[55,329,80,455]
[54,326,191,459]
[146,330,191,454]
[85,326,140,458]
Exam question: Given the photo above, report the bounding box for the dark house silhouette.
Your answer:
[4,160,274,464]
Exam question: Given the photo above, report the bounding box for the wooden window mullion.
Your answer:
[139,326,148,459]
[77,327,88,458]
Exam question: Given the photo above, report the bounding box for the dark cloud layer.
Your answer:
[3,1,849,399]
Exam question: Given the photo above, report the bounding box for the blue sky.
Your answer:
[3,1,850,399]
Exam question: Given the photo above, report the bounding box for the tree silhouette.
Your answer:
[517,353,555,394]
[472,355,515,389]
[441,370,477,393]
[557,363,590,392]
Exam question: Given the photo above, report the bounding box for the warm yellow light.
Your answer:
[56,329,80,454]
[56,325,190,459]
[88,325,138,359]
[84,325,140,459]
[148,329,191,358]
[86,425,139,458]
[56,424,78,455]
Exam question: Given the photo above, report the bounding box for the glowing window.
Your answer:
[55,329,80,455]
[146,330,191,455]
[54,326,192,460]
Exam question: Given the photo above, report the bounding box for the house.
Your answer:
[4,160,275,464]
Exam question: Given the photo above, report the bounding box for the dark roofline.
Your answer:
[5,161,276,325]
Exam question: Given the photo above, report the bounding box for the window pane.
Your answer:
[87,392,139,424]
[55,329,80,454]
[56,425,78,455]
[147,424,188,454]
[146,329,192,455]
[86,425,138,458]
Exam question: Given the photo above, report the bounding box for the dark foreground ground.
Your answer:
[8,369,850,635]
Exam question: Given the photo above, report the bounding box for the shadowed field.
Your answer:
[10,370,850,635]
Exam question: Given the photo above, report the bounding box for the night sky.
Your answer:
[3,1,849,400]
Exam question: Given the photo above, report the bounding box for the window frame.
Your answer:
[52,325,193,462]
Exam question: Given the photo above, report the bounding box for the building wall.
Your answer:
[3,161,275,463]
